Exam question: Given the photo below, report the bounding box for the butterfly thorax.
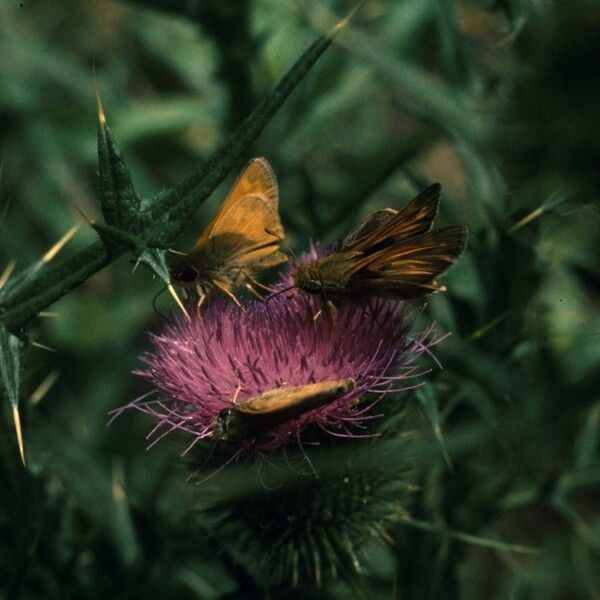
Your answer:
[293,252,360,295]
[169,255,244,293]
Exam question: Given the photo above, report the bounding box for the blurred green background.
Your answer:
[1,0,599,597]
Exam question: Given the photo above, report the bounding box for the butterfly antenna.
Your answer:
[285,241,298,262]
[265,285,295,308]
[152,286,169,320]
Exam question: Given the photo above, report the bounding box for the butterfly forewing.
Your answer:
[194,158,279,247]
[234,379,354,416]
[343,183,441,251]
[349,225,467,278]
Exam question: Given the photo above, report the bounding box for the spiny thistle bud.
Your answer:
[197,439,417,589]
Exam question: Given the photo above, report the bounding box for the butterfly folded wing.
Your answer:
[347,225,468,297]
[233,379,354,416]
[215,379,355,442]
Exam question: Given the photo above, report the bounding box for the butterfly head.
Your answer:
[214,407,236,442]
[169,259,200,288]
[292,264,323,295]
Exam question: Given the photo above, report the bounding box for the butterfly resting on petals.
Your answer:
[169,157,287,311]
[292,183,468,322]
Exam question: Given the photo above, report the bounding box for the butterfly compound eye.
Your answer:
[215,408,234,440]
[170,264,199,284]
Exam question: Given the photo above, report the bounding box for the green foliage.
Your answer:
[1,0,599,598]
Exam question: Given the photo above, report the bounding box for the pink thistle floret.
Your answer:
[112,260,443,453]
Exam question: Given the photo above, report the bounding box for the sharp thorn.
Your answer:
[42,225,80,263]
[30,370,60,405]
[31,341,57,353]
[74,204,95,226]
[0,260,16,291]
[93,63,107,126]
[167,283,190,321]
[12,406,26,466]
[331,0,364,35]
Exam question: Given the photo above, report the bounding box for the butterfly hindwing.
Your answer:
[342,208,398,248]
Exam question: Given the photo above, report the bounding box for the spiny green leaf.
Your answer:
[0,225,80,306]
[196,441,415,588]
[551,477,600,549]
[178,559,238,600]
[136,246,170,283]
[0,325,24,464]
[304,2,491,144]
[0,11,348,335]
[97,103,142,230]
[509,190,569,233]
[0,241,113,331]
[0,326,22,408]
[90,221,142,255]
[0,158,10,235]
[109,461,142,566]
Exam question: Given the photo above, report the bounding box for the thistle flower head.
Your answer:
[113,253,441,453]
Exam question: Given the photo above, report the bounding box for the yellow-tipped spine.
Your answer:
[12,406,25,466]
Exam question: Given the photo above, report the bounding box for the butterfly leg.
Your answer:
[231,383,242,405]
[323,296,338,328]
[195,287,206,318]
[212,279,247,313]
[311,292,325,322]
[244,271,275,293]
[245,283,267,301]
[322,297,338,359]
[312,295,337,325]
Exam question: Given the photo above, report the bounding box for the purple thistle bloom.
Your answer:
[112,253,444,453]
